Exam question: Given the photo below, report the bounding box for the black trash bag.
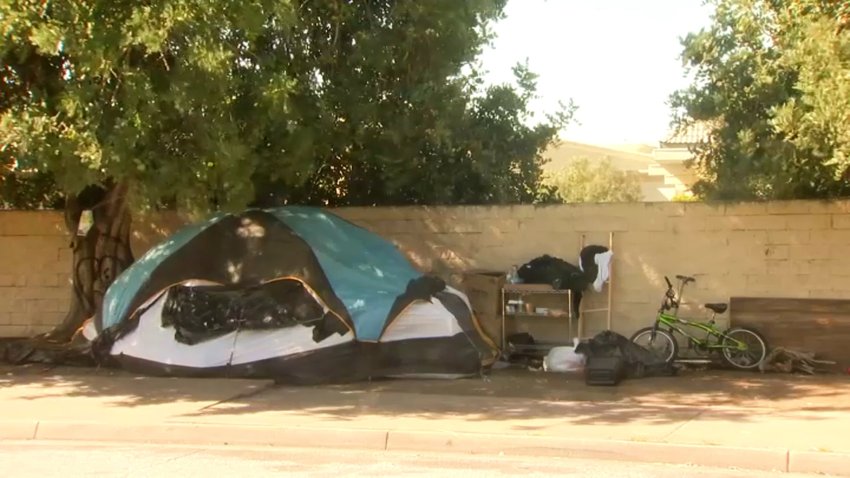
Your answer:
[161,281,327,345]
[575,330,677,379]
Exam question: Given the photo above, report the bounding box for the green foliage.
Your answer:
[0,169,63,209]
[1,0,302,211]
[671,0,850,200]
[250,7,573,207]
[671,191,697,202]
[1,0,568,211]
[543,157,642,203]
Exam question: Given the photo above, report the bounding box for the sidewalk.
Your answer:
[2,364,849,475]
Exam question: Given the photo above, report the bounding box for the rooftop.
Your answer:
[660,121,713,146]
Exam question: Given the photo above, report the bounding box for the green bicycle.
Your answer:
[630,275,768,370]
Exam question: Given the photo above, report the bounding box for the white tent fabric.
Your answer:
[380,295,464,342]
[110,291,354,368]
[109,285,472,369]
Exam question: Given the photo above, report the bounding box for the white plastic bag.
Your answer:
[543,337,586,372]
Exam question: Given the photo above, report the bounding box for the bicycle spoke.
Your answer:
[723,330,766,368]
[631,328,677,363]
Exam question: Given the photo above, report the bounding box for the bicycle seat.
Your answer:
[676,275,696,283]
[704,303,727,314]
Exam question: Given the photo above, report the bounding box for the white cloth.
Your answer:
[592,251,613,292]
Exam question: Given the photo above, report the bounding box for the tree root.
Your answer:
[0,333,95,367]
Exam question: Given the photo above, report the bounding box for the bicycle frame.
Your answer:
[652,277,747,352]
[655,312,740,350]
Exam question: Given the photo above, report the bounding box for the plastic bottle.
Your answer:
[508,265,521,284]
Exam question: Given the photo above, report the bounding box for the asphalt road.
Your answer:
[0,441,832,478]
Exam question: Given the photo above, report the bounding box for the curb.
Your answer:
[2,420,848,476]
[790,450,850,477]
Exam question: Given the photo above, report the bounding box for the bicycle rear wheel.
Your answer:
[630,327,678,363]
[721,327,768,370]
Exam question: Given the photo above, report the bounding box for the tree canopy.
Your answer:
[543,157,642,204]
[1,0,569,211]
[671,0,850,200]
[0,0,571,342]
[2,1,297,211]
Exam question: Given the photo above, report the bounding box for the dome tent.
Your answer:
[88,206,498,383]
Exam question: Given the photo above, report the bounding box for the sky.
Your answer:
[478,0,714,147]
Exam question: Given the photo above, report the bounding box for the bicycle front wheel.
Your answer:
[721,327,768,370]
[630,327,678,363]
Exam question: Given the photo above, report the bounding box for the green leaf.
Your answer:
[671,0,850,200]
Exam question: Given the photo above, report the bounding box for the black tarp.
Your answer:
[160,280,345,345]
[111,333,484,384]
[576,330,677,379]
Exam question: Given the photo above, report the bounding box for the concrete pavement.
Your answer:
[0,441,829,477]
[1,364,849,475]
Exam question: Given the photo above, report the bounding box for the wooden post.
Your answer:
[579,234,585,339]
[607,231,614,330]
[577,232,615,335]
[500,287,506,351]
[568,289,573,342]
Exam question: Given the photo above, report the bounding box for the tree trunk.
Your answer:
[41,181,135,343]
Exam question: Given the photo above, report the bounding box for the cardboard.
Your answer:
[460,270,506,344]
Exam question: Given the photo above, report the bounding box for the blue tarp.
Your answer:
[100,214,225,331]
[269,207,421,341]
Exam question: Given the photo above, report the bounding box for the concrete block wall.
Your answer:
[3,200,850,340]
[335,201,850,339]
[0,212,71,337]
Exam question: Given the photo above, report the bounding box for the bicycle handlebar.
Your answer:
[661,275,689,312]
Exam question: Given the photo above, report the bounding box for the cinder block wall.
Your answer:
[3,200,850,339]
[338,201,850,340]
[0,212,71,337]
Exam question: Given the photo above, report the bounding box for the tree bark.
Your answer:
[41,181,135,343]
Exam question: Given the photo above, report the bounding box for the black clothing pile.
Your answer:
[576,330,677,381]
[515,246,611,318]
[516,254,588,317]
[160,280,330,345]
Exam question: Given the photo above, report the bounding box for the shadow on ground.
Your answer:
[2,363,848,428]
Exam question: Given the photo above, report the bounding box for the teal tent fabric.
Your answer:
[268,206,421,341]
[100,214,225,330]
